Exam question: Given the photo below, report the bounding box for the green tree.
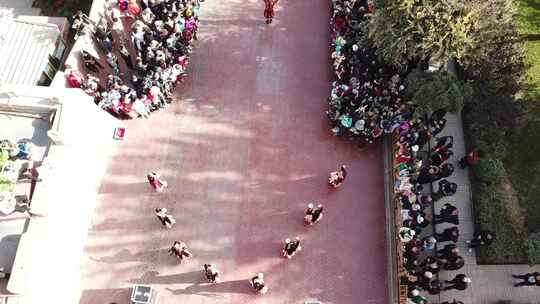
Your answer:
[404,69,472,116]
[459,0,525,95]
[367,0,478,66]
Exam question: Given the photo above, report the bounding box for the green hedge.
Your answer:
[463,91,529,264]
[471,181,528,264]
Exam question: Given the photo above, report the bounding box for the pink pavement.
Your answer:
[79,1,388,303]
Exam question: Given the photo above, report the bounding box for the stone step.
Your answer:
[0,0,34,9]
[0,7,40,17]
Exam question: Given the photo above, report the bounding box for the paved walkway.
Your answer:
[77,1,388,304]
[429,113,540,304]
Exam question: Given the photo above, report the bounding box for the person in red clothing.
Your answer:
[264,0,279,24]
[459,149,483,168]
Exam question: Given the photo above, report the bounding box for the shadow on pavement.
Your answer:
[165,278,252,296]
[128,270,204,285]
[79,287,131,304]
[91,248,166,264]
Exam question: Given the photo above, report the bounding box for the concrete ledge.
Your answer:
[384,136,399,304]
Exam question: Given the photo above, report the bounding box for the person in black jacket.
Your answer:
[434,203,459,225]
[438,243,460,260]
[442,300,464,304]
[444,274,471,291]
[435,227,459,243]
[443,256,465,271]
[432,179,458,201]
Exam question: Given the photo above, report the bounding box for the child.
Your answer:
[155,208,176,228]
[147,172,168,192]
[304,203,324,225]
[329,164,347,188]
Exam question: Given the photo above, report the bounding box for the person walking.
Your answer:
[444,274,471,291]
[329,164,347,188]
[81,51,104,73]
[155,208,176,228]
[304,203,324,225]
[147,172,168,192]
[119,44,134,70]
[263,0,279,24]
[435,227,459,243]
[169,241,193,262]
[106,52,121,76]
[204,264,221,283]
[250,273,268,294]
[282,237,302,258]
[512,272,540,287]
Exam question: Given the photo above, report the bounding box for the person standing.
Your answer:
[264,0,279,24]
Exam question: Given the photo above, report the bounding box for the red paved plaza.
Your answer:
[79,0,388,303]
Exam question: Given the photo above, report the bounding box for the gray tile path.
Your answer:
[427,113,540,304]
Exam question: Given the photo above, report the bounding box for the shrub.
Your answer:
[472,181,528,264]
[527,232,540,264]
[475,158,506,185]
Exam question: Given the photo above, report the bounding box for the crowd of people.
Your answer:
[329,0,412,144]
[328,1,504,303]
[67,0,201,119]
[145,164,344,294]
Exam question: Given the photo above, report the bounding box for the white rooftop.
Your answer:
[0,18,60,86]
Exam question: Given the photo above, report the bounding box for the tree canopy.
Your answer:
[404,69,472,116]
[367,0,525,92]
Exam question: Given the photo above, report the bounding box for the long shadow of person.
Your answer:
[166,278,253,296]
[91,248,164,264]
[128,270,204,285]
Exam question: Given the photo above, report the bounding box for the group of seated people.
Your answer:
[329,0,416,144]
[67,0,202,119]
[0,140,35,186]
[394,110,467,304]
